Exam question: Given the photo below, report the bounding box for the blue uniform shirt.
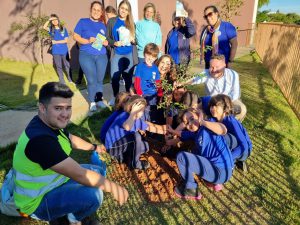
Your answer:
[49,28,69,55]
[100,110,123,144]
[74,18,107,55]
[134,62,160,95]
[222,115,252,153]
[112,17,132,55]
[105,112,148,149]
[204,21,237,63]
[181,118,233,169]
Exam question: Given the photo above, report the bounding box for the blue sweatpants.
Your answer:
[176,151,233,189]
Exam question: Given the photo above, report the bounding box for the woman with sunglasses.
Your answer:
[200,5,238,69]
[73,1,108,111]
[165,12,196,66]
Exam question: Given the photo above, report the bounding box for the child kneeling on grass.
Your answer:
[209,94,252,172]
[168,108,234,200]
[105,95,167,170]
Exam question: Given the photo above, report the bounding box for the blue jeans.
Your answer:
[31,164,104,223]
[53,54,72,84]
[176,152,233,189]
[111,53,134,96]
[79,51,108,102]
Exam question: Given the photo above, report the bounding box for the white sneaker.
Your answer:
[108,97,115,106]
[89,102,97,112]
[97,101,107,109]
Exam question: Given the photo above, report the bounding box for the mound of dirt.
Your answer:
[108,150,182,202]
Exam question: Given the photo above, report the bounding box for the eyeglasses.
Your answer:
[203,12,214,19]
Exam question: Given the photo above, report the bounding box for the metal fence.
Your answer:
[255,22,300,119]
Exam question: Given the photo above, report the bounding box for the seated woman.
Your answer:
[168,108,233,200]
[105,95,166,170]
[209,94,252,171]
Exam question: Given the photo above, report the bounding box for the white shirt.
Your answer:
[192,68,241,101]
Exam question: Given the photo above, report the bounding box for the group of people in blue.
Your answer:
[6,0,250,224]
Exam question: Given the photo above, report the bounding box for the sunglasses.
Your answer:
[204,12,214,19]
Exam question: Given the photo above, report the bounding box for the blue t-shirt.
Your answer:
[100,110,122,144]
[222,115,252,153]
[204,21,237,63]
[167,29,179,64]
[135,62,160,95]
[181,118,233,169]
[105,111,148,149]
[49,28,69,55]
[112,17,133,55]
[74,18,107,55]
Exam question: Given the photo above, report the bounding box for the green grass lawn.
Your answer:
[0,58,110,109]
[0,54,300,224]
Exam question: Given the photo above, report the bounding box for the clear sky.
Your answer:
[260,0,300,14]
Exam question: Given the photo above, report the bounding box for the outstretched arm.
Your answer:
[69,134,106,154]
[51,157,128,205]
[201,120,227,135]
[146,122,167,134]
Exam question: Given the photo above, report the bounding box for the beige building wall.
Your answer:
[0,0,256,66]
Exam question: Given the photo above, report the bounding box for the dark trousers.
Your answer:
[144,94,158,123]
[111,53,134,97]
[108,132,149,169]
[53,54,72,84]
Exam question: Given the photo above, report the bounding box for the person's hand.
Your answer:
[138,130,146,137]
[95,144,106,154]
[130,102,144,115]
[102,40,108,46]
[130,36,135,44]
[173,80,182,90]
[110,182,129,205]
[167,125,176,135]
[114,41,122,47]
[52,40,57,44]
[49,17,57,21]
[197,110,204,126]
[89,37,96,43]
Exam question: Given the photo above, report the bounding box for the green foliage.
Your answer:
[10,15,50,44]
[157,51,206,112]
[218,0,244,22]
[9,14,51,67]
[257,10,300,24]
[258,0,270,8]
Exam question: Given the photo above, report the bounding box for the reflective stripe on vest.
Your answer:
[14,171,68,198]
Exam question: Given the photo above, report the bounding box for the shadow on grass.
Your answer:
[1,56,300,224]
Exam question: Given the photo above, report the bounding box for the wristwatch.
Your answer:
[92,144,98,151]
